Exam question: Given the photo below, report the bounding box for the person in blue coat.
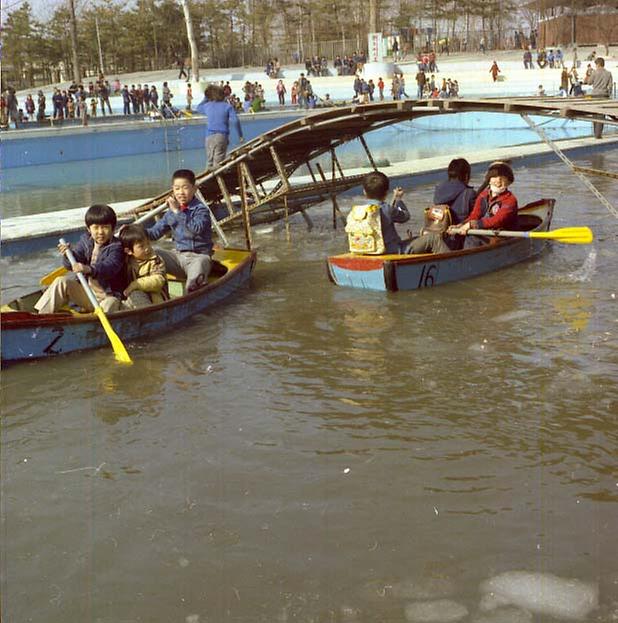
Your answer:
[146,169,213,292]
[195,84,244,170]
[121,85,131,115]
[35,204,125,313]
[407,158,477,254]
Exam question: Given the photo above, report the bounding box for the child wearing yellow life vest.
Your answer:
[346,171,410,255]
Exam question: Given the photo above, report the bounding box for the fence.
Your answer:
[220,29,530,69]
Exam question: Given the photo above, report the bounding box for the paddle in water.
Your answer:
[465,226,594,245]
[59,238,133,364]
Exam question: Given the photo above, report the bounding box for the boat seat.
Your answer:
[514,214,542,231]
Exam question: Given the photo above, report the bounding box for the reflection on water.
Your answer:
[1,153,617,622]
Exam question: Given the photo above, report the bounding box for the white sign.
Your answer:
[368,32,384,63]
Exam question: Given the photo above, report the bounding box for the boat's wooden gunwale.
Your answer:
[329,200,549,270]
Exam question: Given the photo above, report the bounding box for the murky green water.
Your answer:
[1,154,617,622]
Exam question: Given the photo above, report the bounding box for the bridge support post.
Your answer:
[520,113,617,219]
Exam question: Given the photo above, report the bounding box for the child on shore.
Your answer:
[146,169,213,292]
[119,224,169,308]
[35,204,125,314]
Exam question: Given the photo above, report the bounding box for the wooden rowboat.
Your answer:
[1,248,256,364]
[326,199,554,292]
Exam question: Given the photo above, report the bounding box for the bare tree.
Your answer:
[67,0,81,82]
[180,0,200,80]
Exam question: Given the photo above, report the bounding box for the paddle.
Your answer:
[40,265,68,286]
[60,238,133,364]
[466,226,594,245]
[134,203,168,224]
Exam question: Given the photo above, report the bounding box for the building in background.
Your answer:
[528,0,618,50]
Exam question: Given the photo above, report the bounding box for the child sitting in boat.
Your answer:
[34,204,125,314]
[406,158,477,254]
[345,171,410,255]
[145,169,213,292]
[119,224,169,309]
[448,162,518,248]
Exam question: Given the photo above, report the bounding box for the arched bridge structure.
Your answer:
[132,97,618,232]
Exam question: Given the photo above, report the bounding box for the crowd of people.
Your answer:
[414,70,460,99]
[334,52,367,76]
[1,41,614,131]
[305,56,330,77]
[416,50,439,73]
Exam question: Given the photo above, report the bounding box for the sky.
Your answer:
[1,0,129,21]
[2,0,63,20]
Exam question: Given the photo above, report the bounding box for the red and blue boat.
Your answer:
[1,248,256,364]
[326,199,555,292]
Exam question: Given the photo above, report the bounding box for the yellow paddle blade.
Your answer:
[94,307,133,364]
[529,227,594,245]
[40,266,68,286]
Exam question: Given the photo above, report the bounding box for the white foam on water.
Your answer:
[566,249,597,282]
[479,571,599,620]
[472,606,533,623]
[257,254,281,263]
[491,309,534,323]
[404,599,469,622]
[254,226,275,235]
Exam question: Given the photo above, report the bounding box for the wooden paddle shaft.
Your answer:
[467,229,529,239]
[59,239,100,310]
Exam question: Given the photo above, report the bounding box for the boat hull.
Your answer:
[1,249,256,363]
[326,200,554,292]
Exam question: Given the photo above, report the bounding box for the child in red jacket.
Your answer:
[449,162,518,247]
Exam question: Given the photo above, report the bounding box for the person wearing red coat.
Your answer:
[448,163,518,247]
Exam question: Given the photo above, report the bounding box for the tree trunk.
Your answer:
[310,8,316,56]
[180,0,200,81]
[95,15,105,75]
[368,0,377,33]
[67,0,81,82]
[297,2,303,59]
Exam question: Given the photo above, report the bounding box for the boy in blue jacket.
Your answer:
[146,169,213,292]
[35,204,125,314]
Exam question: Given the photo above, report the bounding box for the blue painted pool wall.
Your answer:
[2,114,302,169]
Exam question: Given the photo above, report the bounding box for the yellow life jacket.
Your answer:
[345,204,385,254]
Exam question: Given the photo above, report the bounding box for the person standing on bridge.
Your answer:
[585,57,613,139]
[196,84,244,170]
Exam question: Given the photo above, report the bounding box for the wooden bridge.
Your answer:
[132,97,618,238]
